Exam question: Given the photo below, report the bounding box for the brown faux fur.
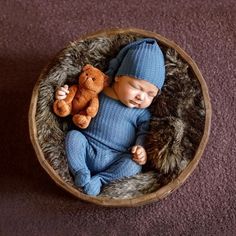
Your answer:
[35,33,205,198]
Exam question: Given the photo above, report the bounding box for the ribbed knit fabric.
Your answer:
[80,92,151,152]
[106,38,165,89]
[65,92,150,195]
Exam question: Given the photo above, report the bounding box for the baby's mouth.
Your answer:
[129,100,140,107]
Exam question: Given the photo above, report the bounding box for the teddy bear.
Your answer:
[53,64,109,129]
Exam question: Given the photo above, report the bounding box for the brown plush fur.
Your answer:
[53,64,109,128]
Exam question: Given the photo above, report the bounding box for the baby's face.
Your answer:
[114,76,159,108]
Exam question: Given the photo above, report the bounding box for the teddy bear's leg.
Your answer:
[53,100,72,117]
[86,97,99,118]
[72,114,92,129]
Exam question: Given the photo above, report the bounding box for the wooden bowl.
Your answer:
[29,28,212,207]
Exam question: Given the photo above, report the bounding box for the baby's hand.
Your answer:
[55,84,69,100]
[131,145,147,165]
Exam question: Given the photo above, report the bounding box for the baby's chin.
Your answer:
[120,99,148,109]
[120,100,135,108]
[126,100,145,109]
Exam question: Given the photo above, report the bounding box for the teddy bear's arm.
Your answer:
[86,96,99,117]
[64,85,78,103]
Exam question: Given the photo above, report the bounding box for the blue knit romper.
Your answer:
[65,92,151,196]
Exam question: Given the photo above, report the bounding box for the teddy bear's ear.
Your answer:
[103,74,110,87]
[82,64,93,71]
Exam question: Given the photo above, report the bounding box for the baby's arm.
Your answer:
[131,109,151,165]
[131,145,147,165]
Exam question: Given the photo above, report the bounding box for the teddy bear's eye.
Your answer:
[86,73,88,76]
[92,78,96,81]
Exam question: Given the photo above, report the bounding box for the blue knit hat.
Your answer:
[106,38,165,89]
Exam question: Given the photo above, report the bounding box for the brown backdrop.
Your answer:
[0,1,235,235]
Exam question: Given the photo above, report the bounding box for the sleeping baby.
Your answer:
[55,38,165,196]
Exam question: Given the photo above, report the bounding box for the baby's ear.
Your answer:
[82,64,93,71]
[114,76,120,82]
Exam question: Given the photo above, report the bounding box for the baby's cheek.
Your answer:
[147,96,155,105]
[140,100,151,108]
[124,89,135,100]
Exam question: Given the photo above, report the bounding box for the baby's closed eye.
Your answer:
[148,91,156,97]
[129,82,140,90]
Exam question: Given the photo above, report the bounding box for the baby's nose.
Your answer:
[136,93,145,101]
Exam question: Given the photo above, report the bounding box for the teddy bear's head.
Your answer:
[79,64,109,93]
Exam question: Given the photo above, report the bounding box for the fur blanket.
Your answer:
[35,33,205,199]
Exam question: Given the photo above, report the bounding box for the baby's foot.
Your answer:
[83,175,102,196]
[74,169,91,187]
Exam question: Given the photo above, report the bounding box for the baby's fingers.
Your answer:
[131,146,138,154]
[57,90,66,96]
[136,147,143,155]
[56,94,67,100]
[55,85,69,100]
[55,90,66,100]
[133,155,146,165]
[61,85,69,94]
